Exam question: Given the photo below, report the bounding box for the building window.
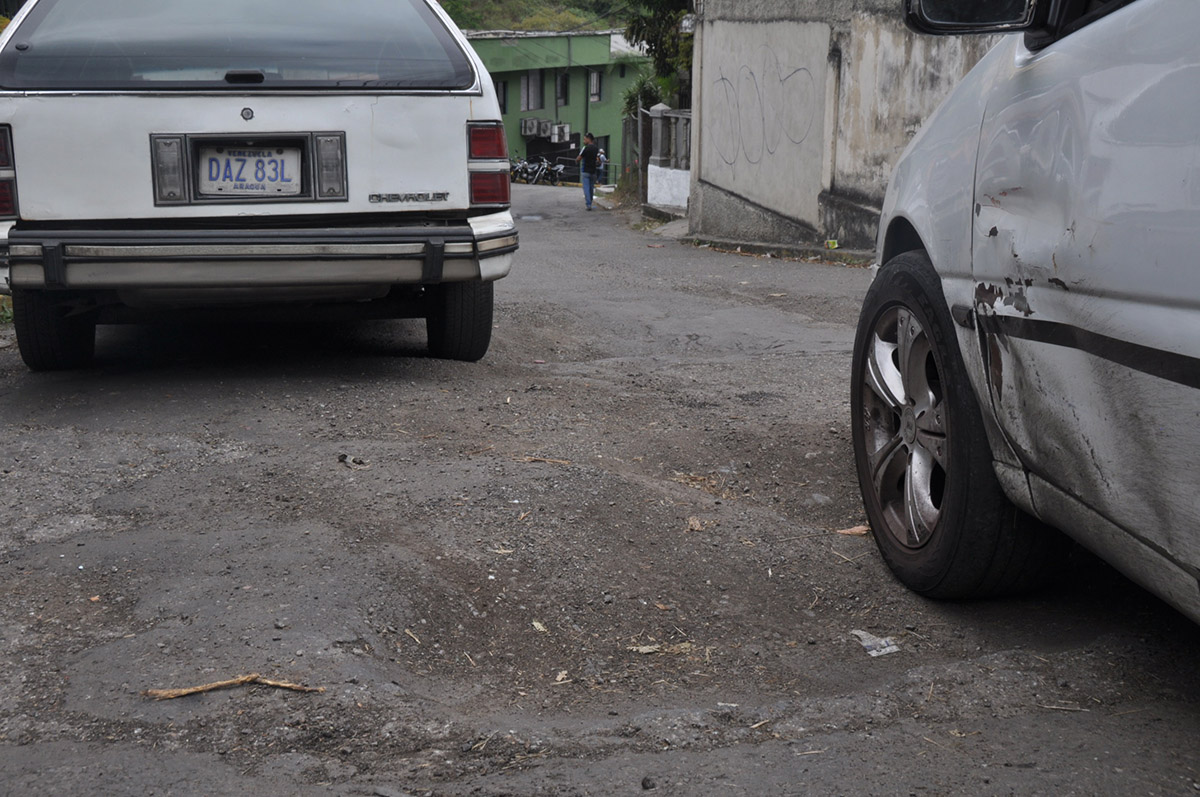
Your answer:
[495,79,508,114]
[556,72,570,107]
[588,70,602,103]
[520,69,544,111]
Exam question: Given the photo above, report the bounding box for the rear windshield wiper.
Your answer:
[224,70,265,84]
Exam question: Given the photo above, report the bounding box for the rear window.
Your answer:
[0,0,476,91]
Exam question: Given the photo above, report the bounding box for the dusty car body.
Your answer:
[0,0,515,369]
[852,0,1200,621]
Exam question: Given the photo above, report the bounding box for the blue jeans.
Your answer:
[581,172,595,208]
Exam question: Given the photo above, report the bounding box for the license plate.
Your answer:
[197,146,302,197]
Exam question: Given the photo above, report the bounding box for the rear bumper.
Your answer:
[2,214,517,292]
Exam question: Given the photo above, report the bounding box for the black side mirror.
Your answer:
[904,0,1041,34]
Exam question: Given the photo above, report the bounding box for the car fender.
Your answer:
[876,34,1033,507]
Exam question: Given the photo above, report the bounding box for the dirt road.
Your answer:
[0,184,1197,795]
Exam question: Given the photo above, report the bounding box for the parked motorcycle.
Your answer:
[510,157,529,183]
[524,156,550,185]
[512,156,566,186]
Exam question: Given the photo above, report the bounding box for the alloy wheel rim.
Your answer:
[860,306,949,549]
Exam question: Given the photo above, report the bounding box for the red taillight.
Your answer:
[469,124,507,160]
[470,172,510,205]
[0,180,15,216]
[0,126,16,219]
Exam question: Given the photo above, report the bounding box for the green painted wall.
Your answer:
[468,32,647,179]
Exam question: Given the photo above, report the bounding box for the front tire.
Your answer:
[425,280,493,362]
[12,289,97,371]
[850,250,1060,598]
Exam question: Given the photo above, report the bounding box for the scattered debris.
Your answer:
[850,629,900,657]
[143,673,324,700]
[520,456,572,466]
[532,620,548,633]
[337,453,370,470]
[628,642,694,656]
[825,240,839,250]
[687,516,707,532]
[836,525,871,536]
[671,472,736,500]
[404,628,421,645]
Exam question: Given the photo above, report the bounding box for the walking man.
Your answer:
[575,133,600,211]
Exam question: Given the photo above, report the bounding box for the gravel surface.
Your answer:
[0,183,1197,796]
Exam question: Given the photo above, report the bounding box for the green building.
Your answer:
[466,30,647,181]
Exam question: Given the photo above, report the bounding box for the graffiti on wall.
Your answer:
[708,46,817,169]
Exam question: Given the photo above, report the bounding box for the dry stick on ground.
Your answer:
[520,456,572,465]
[143,673,325,700]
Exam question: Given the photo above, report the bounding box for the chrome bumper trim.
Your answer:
[6,225,517,288]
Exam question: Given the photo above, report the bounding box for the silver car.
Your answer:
[853,0,1199,622]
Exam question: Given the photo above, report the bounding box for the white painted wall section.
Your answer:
[648,165,690,210]
[697,20,830,227]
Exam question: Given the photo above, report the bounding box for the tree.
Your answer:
[440,0,484,29]
[621,69,664,117]
[623,0,691,79]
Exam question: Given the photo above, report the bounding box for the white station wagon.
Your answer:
[853,0,1200,623]
[0,0,516,369]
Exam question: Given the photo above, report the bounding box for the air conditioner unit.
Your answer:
[538,119,553,138]
[551,123,570,144]
[520,118,539,137]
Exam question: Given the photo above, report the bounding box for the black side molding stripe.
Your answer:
[978,315,1200,390]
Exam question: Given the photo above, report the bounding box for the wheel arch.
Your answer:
[876,215,1039,520]
[880,215,927,268]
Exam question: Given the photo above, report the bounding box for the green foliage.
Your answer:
[0,296,11,325]
[623,0,691,78]
[440,0,622,31]
[621,70,664,117]
[519,8,590,31]
[439,0,484,28]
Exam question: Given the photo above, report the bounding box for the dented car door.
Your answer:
[971,5,1200,576]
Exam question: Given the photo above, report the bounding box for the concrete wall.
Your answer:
[648,164,690,209]
[697,19,830,226]
[690,0,998,250]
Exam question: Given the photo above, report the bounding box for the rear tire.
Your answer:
[850,250,1063,598]
[425,281,493,362]
[12,289,97,371]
